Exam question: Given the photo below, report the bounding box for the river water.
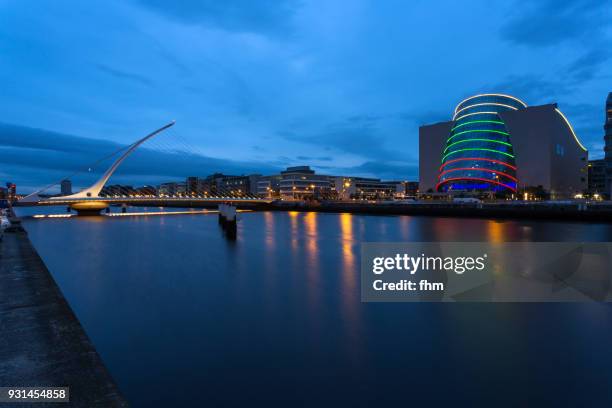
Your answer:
[18,209,612,406]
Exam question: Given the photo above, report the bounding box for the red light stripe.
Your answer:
[438,167,518,183]
[439,157,517,173]
[435,177,517,192]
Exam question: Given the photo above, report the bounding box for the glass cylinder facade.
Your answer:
[436,94,526,194]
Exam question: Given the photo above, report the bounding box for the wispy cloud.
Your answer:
[500,0,608,47]
[96,64,154,87]
[135,0,301,36]
[0,123,280,192]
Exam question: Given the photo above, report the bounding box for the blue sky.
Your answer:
[1,0,611,192]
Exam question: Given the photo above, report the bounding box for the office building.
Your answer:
[218,174,262,196]
[257,175,282,198]
[419,93,588,199]
[334,177,401,200]
[588,159,606,197]
[5,182,16,200]
[101,184,135,197]
[60,179,72,195]
[604,92,612,197]
[279,166,333,200]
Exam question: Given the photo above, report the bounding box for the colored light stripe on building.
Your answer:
[453,102,519,120]
[442,147,515,162]
[454,93,528,114]
[437,167,518,183]
[446,129,510,143]
[451,120,504,131]
[439,157,517,172]
[436,177,517,192]
[444,138,512,153]
[555,108,587,151]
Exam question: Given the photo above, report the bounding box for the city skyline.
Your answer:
[1,0,611,192]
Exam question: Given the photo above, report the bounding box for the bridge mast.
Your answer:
[53,121,175,199]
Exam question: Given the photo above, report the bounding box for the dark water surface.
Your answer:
[18,209,612,406]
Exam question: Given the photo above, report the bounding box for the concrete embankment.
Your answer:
[0,214,128,407]
[269,201,612,222]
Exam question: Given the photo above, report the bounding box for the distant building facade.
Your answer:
[419,93,588,199]
[60,179,72,195]
[334,177,401,200]
[185,174,261,197]
[101,184,135,197]
[604,92,612,197]
[279,166,333,200]
[257,175,282,198]
[588,159,607,196]
[5,182,16,200]
[396,181,419,198]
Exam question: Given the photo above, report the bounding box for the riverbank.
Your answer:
[0,215,128,407]
[268,200,612,222]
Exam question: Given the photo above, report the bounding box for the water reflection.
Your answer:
[338,213,362,361]
[487,221,504,243]
[303,213,319,285]
[289,210,299,251]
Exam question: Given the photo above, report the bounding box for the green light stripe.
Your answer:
[442,148,515,162]
[444,138,512,153]
[446,129,510,143]
[451,120,504,131]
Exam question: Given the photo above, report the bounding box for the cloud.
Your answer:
[0,123,280,193]
[135,0,301,36]
[318,160,418,181]
[483,75,573,105]
[96,64,154,87]
[280,116,405,161]
[500,0,608,47]
[295,155,332,161]
[399,110,449,126]
[565,49,612,82]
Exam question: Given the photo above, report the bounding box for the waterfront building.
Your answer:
[5,182,16,200]
[60,179,72,195]
[101,184,135,197]
[158,182,178,197]
[175,182,187,196]
[588,159,607,197]
[334,177,401,200]
[279,166,333,200]
[218,174,262,197]
[257,175,282,198]
[604,92,612,197]
[404,181,419,197]
[136,185,157,196]
[186,176,215,196]
[419,93,588,199]
[395,181,419,198]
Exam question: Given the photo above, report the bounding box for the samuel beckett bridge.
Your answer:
[18,121,272,215]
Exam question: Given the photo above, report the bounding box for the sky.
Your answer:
[1,0,611,193]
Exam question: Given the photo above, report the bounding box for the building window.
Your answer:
[555,144,565,156]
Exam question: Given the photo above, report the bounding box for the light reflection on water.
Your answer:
[17,209,612,407]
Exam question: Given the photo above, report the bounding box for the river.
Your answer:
[17,208,612,406]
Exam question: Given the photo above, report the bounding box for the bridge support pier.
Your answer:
[70,201,109,216]
[218,204,237,239]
